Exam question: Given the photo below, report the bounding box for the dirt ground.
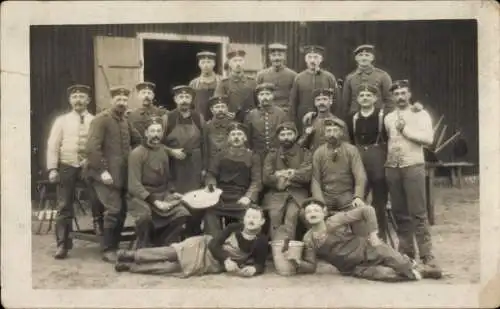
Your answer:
[31,184,480,289]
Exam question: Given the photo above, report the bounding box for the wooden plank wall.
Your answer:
[30,20,478,194]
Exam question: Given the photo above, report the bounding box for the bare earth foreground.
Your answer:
[32,184,479,289]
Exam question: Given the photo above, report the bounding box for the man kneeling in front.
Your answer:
[114,205,269,278]
[287,198,442,281]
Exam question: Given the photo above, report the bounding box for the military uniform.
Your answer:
[214,49,257,123]
[204,124,262,236]
[342,45,393,118]
[262,123,312,240]
[85,87,143,256]
[128,105,167,139]
[298,112,348,152]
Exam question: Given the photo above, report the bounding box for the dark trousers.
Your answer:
[385,164,433,259]
[92,181,127,252]
[55,164,103,249]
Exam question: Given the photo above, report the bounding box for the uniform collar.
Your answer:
[139,104,155,115]
[356,65,374,75]
[306,68,322,75]
[280,143,299,156]
[198,73,218,83]
[212,117,231,128]
[272,65,285,72]
[258,105,275,114]
[230,72,247,82]
[228,146,248,155]
[110,108,125,121]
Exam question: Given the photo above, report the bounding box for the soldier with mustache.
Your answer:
[128,82,168,139]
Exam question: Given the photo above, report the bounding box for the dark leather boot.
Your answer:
[421,255,443,279]
[102,250,118,263]
[101,228,117,263]
[54,246,68,259]
[116,249,136,263]
[115,262,131,272]
[54,221,71,259]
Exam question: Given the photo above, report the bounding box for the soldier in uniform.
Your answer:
[288,45,338,131]
[384,80,442,278]
[46,84,102,259]
[128,81,167,139]
[204,122,262,236]
[342,44,393,118]
[214,49,257,123]
[244,83,287,160]
[202,95,234,171]
[163,85,205,237]
[297,88,347,152]
[86,86,143,262]
[256,43,297,114]
[189,51,222,121]
[262,121,312,240]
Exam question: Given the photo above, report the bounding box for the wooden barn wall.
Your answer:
[30,20,478,194]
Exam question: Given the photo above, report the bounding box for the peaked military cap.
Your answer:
[276,121,298,135]
[135,81,156,92]
[67,84,91,97]
[323,117,346,129]
[227,49,246,59]
[110,86,130,97]
[196,51,217,60]
[208,95,229,108]
[301,45,325,56]
[255,82,276,94]
[353,44,375,55]
[356,84,379,95]
[227,122,248,136]
[172,85,195,97]
[301,197,326,209]
[313,88,334,98]
[389,79,410,92]
[268,43,288,52]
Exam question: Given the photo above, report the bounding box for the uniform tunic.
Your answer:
[342,66,393,118]
[214,73,257,123]
[262,144,312,239]
[202,117,233,172]
[244,105,287,157]
[297,112,348,152]
[288,69,338,131]
[256,66,297,113]
[189,74,221,121]
[297,206,415,281]
[128,105,168,139]
[127,144,191,247]
[311,142,367,211]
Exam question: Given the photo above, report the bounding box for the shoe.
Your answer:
[102,251,118,263]
[115,262,131,272]
[116,249,136,263]
[420,255,443,279]
[54,246,68,260]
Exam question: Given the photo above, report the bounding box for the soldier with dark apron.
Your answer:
[163,85,205,237]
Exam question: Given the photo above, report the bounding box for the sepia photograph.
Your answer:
[2,1,499,308]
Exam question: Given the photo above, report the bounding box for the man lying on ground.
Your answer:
[286,198,442,281]
[114,205,269,278]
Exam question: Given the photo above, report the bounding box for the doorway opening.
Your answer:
[143,39,223,110]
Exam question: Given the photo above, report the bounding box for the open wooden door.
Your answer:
[228,43,266,77]
[93,36,143,112]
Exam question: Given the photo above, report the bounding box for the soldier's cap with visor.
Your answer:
[227,122,248,137]
[110,86,131,98]
[313,88,334,99]
[144,116,165,130]
[389,79,410,92]
[301,45,326,56]
[356,84,379,95]
[323,117,346,129]
[276,121,298,136]
[268,43,288,52]
[353,44,375,56]
[301,197,326,209]
[67,84,91,97]
[227,49,246,60]
[172,85,195,97]
[208,95,229,109]
[255,82,276,94]
[196,51,217,60]
[135,81,156,92]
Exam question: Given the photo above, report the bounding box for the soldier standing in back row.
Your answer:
[342,44,393,119]
[256,43,297,114]
[289,45,339,131]
[214,49,257,123]
[128,81,168,139]
[189,51,222,121]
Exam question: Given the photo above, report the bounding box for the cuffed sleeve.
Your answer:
[262,152,279,188]
[290,149,312,184]
[348,146,367,199]
[127,147,151,200]
[311,149,326,204]
[86,116,108,173]
[244,153,262,202]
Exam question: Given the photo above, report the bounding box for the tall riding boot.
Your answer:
[54,221,70,259]
[135,219,152,249]
[101,228,118,263]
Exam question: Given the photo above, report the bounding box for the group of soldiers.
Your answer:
[46,42,442,281]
